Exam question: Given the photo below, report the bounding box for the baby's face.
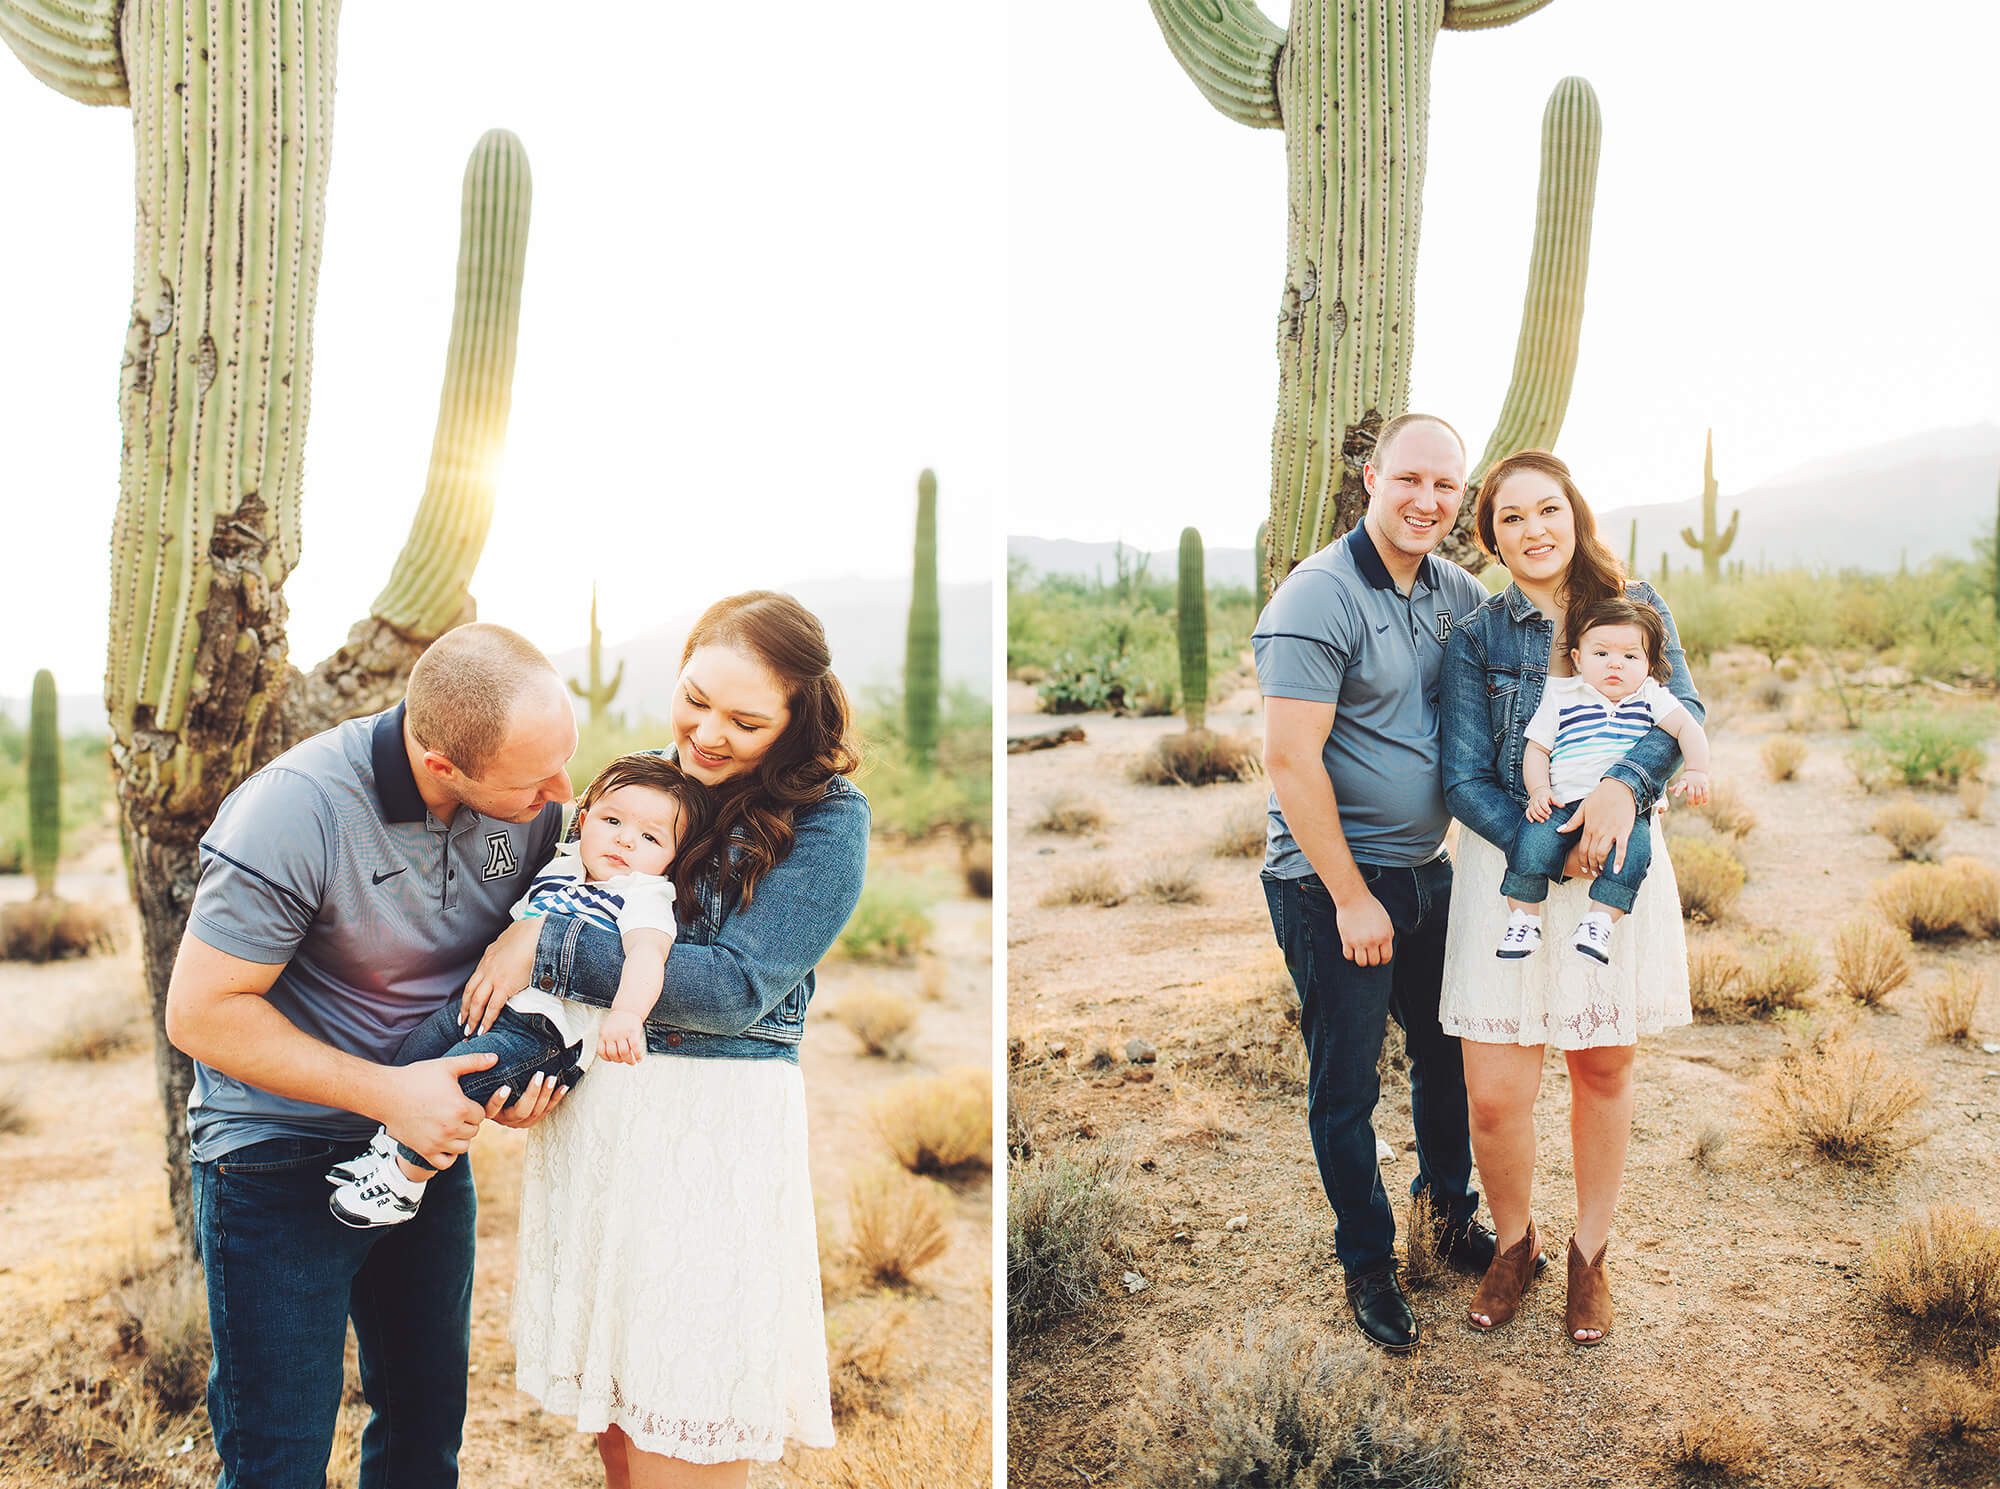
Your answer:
[1572,623,1650,701]
[577,783,681,880]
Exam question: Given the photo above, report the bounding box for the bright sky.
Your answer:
[2,5,1004,700]
[1010,1,2000,551]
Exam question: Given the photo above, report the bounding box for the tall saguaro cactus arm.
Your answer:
[1442,0,1558,29]
[568,583,624,725]
[1679,428,1738,581]
[1145,0,1285,128]
[0,0,126,104]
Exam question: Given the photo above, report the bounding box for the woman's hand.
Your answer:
[484,1069,568,1130]
[1555,778,1638,876]
[462,918,543,1032]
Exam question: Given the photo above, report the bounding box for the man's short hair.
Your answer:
[404,623,560,777]
[1371,412,1466,471]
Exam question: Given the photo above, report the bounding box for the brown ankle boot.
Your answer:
[1565,1236,1612,1345]
[1467,1221,1538,1331]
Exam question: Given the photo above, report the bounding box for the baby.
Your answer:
[327,752,708,1228]
[1495,597,1712,966]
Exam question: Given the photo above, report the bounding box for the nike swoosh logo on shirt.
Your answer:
[372,868,407,885]
[1375,622,1391,633]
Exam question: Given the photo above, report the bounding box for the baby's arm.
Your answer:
[597,872,679,1066]
[1664,712,1714,805]
[1523,742,1557,822]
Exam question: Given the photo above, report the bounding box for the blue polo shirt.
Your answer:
[1253,523,1486,873]
[184,703,565,1161]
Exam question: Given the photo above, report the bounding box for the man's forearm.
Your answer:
[1267,757,1370,906]
[170,992,399,1123]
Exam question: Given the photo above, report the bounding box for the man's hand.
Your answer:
[379,1053,495,1169]
[1335,891,1395,967]
[1555,778,1638,876]
[1526,787,1557,824]
[462,918,542,1031]
[1669,769,1712,807]
[598,1010,646,1066]
[484,1069,569,1130]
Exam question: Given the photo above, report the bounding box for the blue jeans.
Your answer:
[1262,857,1478,1276]
[1500,800,1652,913]
[388,1004,583,1171]
[191,1135,477,1488]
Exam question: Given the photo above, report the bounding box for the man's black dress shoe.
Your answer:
[1435,1217,1548,1276]
[1345,1266,1419,1352]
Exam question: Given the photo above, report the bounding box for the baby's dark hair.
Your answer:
[579,752,714,848]
[1566,598,1671,684]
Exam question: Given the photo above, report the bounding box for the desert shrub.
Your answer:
[1116,1316,1467,1489]
[1740,937,1821,1016]
[1659,578,1738,663]
[43,999,143,1062]
[1946,856,2000,936]
[1214,1036,1309,1094]
[1690,1123,1729,1167]
[1748,675,1790,711]
[916,956,948,1003]
[1138,861,1204,905]
[1872,800,1945,860]
[0,1081,29,1136]
[0,897,118,962]
[1872,1205,2000,1337]
[847,1167,951,1286]
[1130,729,1261,787]
[1040,864,1126,908]
[1757,1030,1922,1165]
[837,874,936,963]
[1961,778,1988,820]
[872,1068,991,1176]
[1671,835,1746,922]
[1876,864,1969,940]
[1694,783,1756,839]
[832,985,918,1058]
[1686,936,1749,1021]
[1665,1406,1767,1483]
[1402,1191,1447,1291]
[1214,800,1267,858]
[115,1264,211,1415]
[811,1403,991,1489]
[1007,1144,1131,1333]
[826,1300,911,1420]
[1033,794,1104,835]
[1851,715,1990,789]
[1918,1358,2000,1446]
[1827,920,1912,1006]
[1924,968,1985,1043]
[1760,736,1807,782]
[961,837,992,899]
[855,687,992,841]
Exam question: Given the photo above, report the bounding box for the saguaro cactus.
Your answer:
[1178,527,1209,731]
[1626,520,1637,579]
[4,2,532,1253]
[1680,429,1738,582]
[904,469,941,771]
[1254,519,1271,616]
[1146,1,1600,587]
[568,585,625,725]
[27,671,60,899]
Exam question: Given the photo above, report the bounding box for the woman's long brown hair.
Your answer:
[1473,449,1626,615]
[671,591,860,910]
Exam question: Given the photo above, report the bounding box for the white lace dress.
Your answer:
[1439,812,1693,1048]
[510,1054,835,1463]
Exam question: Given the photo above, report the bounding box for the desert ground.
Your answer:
[1008,666,2000,1489]
[0,832,991,1487]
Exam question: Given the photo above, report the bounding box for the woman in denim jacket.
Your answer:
[466,591,867,1485]
[1437,451,1701,1347]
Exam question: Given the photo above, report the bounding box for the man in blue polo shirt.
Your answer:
[165,623,574,1488]
[1255,413,1538,1351]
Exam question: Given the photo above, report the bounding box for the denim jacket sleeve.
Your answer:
[1601,582,1705,814]
[1439,611,1525,850]
[531,782,871,1035]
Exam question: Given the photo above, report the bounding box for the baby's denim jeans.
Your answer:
[389,1004,583,1171]
[1500,802,1653,913]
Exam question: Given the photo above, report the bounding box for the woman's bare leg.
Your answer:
[1565,1044,1634,1252]
[1461,1039,1545,1257]
[598,1427,633,1489]
[622,1443,750,1489]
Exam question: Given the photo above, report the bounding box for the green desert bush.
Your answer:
[1850,715,1989,790]
[837,874,936,963]
[1670,835,1746,922]
[1872,800,1946,860]
[1007,1144,1132,1333]
[856,687,992,841]
[1115,1316,1467,1489]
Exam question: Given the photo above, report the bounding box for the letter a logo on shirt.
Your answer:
[482,832,520,881]
[1435,611,1454,643]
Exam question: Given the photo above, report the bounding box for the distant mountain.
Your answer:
[1013,425,2000,582]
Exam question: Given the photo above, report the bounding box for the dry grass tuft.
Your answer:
[1402,1190,1448,1291]
[114,1263,210,1415]
[1872,800,1946,860]
[1915,1355,2000,1443]
[1129,729,1262,787]
[1872,1205,2000,1337]
[1138,861,1204,905]
[1690,1123,1729,1167]
[871,1068,991,1177]
[1033,794,1106,835]
[0,897,120,962]
[825,1298,912,1420]
[1961,778,1989,821]
[1760,736,1807,782]
[1923,967,1985,1043]
[1876,863,1970,940]
[43,1000,145,1062]
[1115,1316,1467,1489]
[1757,1029,1922,1165]
[1040,863,1126,908]
[961,837,992,899]
[847,1167,951,1286]
[1007,1144,1131,1333]
[1694,783,1757,839]
[1828,919,1912,1006]
[1739,936,1822,1016]
[810,1401,991,1489]
[0,1080,30,1136]
[831,984,919,1059]
[1671,835,1747,923]
[1686,935,1750,1021]
[1946,856,2000,937]
[915,955,948,1004]
[1214,801,1268,858]
[1665,1406,1768,1483]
